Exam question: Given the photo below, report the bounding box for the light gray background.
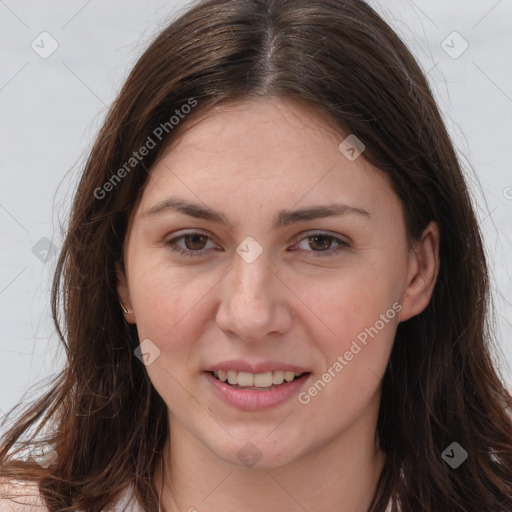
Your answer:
[1,0,511,430]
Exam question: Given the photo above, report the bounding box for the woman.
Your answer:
[1,0,511,511]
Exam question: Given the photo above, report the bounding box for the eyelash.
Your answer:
[164,231,350,258]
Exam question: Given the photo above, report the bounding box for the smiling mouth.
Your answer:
[207,370,311,391]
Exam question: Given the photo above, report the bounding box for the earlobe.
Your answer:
[398,221,440,323]
[115,261,136,324]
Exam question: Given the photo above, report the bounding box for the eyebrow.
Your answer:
[141,197,371,230]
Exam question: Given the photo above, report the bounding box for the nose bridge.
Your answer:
[215,246,292,340]
[231,248,273,310]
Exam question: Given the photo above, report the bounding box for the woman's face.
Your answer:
[118,97,438,468]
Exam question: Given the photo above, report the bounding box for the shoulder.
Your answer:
[0,479,48,512]
[0,479,142,512]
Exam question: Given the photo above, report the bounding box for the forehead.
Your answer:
[136,97,397,222]
[161,97,346,167]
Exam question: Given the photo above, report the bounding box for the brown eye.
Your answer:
[293,232,350,258]
[182,234,209,250]
[165,231,218,257]
[307,235,334,251]
[165,230,349,258]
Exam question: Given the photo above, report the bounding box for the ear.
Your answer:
[115,261,136,324]
[398,221,440,323]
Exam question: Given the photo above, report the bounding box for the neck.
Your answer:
[154,408,385,512]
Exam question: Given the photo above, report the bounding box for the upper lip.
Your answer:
[204,360,310,374]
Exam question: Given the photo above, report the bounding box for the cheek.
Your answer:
[136,283,227,430]
[129,262,218,360]
[296,271,399,423]
[129,267,212,408]
[292,259,401,348]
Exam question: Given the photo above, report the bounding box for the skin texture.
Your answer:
[117,97,439,512]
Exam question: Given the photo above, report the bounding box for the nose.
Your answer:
[215,250,293,341]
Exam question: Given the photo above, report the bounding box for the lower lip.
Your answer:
[204,371,311,411]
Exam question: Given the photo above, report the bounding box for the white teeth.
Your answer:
[284,371,296,382]
[237,371,254,387]
[212,369,305,387]
[253,372,273,387]
[272,370,284,384]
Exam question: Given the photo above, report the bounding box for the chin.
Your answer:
[207,435,305,470]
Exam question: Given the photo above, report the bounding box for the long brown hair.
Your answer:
[1,0,511,510]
